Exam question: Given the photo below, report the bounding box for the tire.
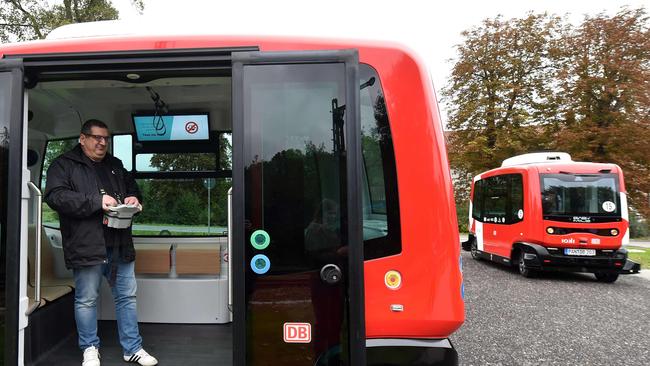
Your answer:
[470,239,481,260]
[517,250,536,278]
[594,272,619,283]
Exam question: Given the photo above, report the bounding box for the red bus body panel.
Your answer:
[1,35,464,339]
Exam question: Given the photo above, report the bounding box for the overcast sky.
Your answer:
[112,0,647,122]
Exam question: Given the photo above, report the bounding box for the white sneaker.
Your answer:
[123,348,158,366]
[82,346,100,366]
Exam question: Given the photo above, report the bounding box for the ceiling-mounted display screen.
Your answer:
[132,114,210,141]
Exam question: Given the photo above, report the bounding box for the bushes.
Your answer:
[456,201,469,233]
[630,213,649,239]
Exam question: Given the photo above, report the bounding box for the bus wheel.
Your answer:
[518,251,535,278]
[594,272,619,283]
[470,239,481,260]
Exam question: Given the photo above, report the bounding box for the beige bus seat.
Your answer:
[134,244,171,274]
[134,242,222,276]
[27,225,75,309]
[176,244,221,275]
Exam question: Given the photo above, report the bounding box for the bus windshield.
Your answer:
[541,173,620,217]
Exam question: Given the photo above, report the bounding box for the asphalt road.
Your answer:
[453,251,650,366]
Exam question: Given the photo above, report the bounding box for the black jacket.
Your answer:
[44,144,141,268]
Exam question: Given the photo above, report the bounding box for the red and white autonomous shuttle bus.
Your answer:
[464,152,631,282]
[0,24,464,365]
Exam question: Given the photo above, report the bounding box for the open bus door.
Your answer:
[1,58,26,365]
[232,50,365,366]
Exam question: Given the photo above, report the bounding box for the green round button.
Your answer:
[250,230,270,250]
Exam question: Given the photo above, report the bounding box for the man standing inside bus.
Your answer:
[44,119,158,366]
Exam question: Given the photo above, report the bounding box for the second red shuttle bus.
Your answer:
[0,23,463,365]
[465,152,629,282]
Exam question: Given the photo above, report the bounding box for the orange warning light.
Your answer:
[384,270,402,290]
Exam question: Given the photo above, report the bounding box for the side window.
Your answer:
[113,134,133,170]
[478,173,523,225]
[510,174,524,223]
[41,138,78,228]
[113,132,232,236]
[133,177,231,236]
[360,64,401,260]
[135,153,216,172]
[471,180,484,220]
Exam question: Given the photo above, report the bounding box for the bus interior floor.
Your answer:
[33,321,233,366]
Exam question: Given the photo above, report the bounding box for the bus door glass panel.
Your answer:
[481,175,508,254]
[480,174,525,257]
[503,174,524,258]
[0,70,11,364]
[0,61,25,365]
[471,180,484,251]
[234,53,362,366]
[471,179,484,251]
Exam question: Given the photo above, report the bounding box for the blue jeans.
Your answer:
[73,248,142,355]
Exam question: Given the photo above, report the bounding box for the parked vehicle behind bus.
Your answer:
[464,152,630,282]
[0,22,464,366]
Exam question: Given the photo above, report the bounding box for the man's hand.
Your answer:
[102,195,118,212]
[124,196,140,207]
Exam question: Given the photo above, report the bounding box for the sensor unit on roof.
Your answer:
[46,20,135,40]
[501,152,572,167]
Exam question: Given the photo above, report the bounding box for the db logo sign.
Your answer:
[283,322,311,343]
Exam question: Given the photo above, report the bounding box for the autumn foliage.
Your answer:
[443,8,650,223]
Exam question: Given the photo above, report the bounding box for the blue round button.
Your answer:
[250,254,271,274]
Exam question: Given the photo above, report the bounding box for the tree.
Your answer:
[0,0,144,42]
[445,8,650,230]
[554,8,650,219]
[442,13,567,201]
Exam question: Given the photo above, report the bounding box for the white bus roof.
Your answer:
[501,152,572,167]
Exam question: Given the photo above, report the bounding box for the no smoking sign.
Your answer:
[185,121,199,134]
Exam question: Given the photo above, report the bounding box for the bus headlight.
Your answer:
[546,227,555,234]
[610,229,619,236]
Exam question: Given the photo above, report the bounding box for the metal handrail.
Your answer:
[227,187,233,321]
[26,181,42,315]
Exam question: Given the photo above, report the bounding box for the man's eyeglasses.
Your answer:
[83,133,111,143]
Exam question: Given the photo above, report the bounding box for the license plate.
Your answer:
[564,248,596,256]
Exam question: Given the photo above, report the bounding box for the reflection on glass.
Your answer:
[359,64,402,258]
[541,174,619,216]
[511,174,524,221]
[484,176,508,218]
[472,174,523,224]
[220,132,232,170]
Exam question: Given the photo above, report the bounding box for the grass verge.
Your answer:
[626,246,650,268]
